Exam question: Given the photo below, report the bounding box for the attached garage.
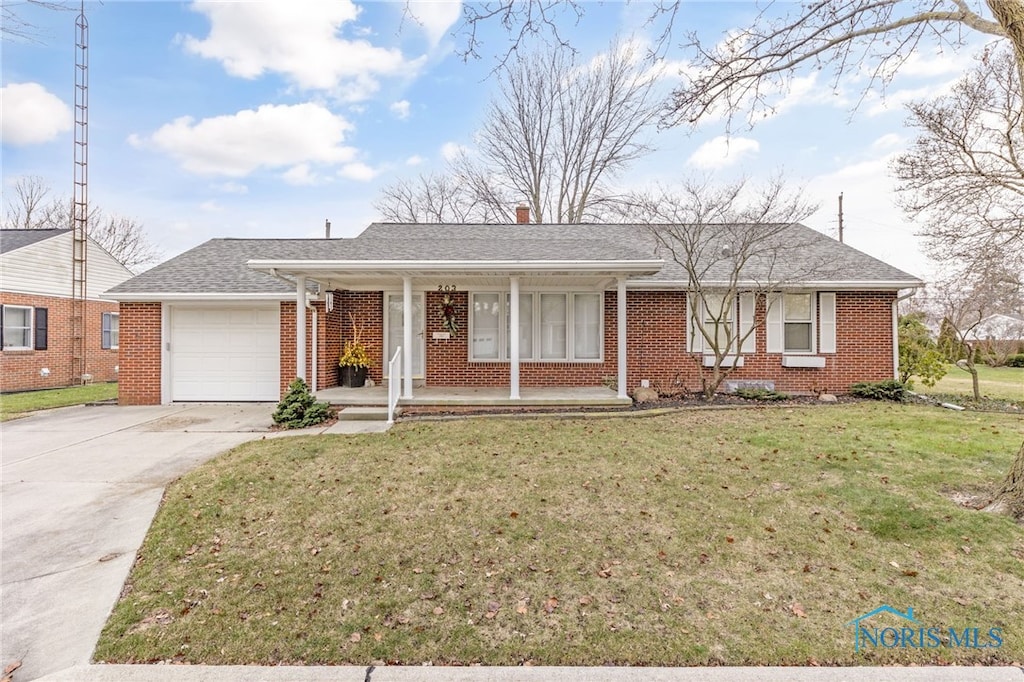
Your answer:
[168,305,280,401]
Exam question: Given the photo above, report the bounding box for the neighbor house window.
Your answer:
[784,293,813,353]
[102,312,120,350]
[470,291,603,362]
[701,293,734,351]
[2,305,32,350]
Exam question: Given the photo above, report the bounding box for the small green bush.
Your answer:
[849,379,907,402]
[1006,354,1024,368]
[273,378,333,428]
[734,387,790,401]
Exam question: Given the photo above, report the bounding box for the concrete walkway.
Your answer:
[2,404,1021,682]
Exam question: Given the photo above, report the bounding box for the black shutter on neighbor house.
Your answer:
[34,308,48,350]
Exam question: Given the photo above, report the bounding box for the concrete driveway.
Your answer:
[0,403,279,681]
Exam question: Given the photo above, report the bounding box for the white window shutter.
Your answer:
[686,294,702,353]
[819,292,836,353]
[739,293,756,353]
[766,293,783,353]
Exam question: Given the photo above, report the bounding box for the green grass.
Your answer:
[95,403,1024,666]
[926,365,1024,402]
[0,382,118,420]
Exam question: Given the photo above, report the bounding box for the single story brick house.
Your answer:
[105,218,922,405]
[1,229,133,392]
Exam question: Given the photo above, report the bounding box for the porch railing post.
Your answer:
[296,275,307,384]
[403,276,413,399]
[617,277,627,399]
[510,275,520,399]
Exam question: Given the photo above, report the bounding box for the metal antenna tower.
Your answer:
[71,1,89,383]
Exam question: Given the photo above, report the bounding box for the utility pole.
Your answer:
[837,192,844,244]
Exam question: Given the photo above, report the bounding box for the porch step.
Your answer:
[337,406,392,421]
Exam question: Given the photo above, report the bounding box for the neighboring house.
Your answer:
[0,229,134,392]
[105,218,922,405]
[966,314,1024,344]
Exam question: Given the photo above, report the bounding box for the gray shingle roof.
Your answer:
[0,229,68,254]
[108,222,921,296]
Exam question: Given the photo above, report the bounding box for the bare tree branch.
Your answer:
[617,175,824,398]
[893,45,1024,276]
[375,40,659,224]
[2,0,75,42]
[664,0,1016,131]
[2,176,160,271]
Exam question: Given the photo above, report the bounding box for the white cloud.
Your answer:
[339,162,377,182]
[440,141,468,161]
[871,133,903,151]
[687,136,759,170]
[214,181,249,194]
[282,163,325,186]
[404,1,461,47]
[405,154,425,166]
[199,200,224,212]
[131,102,357,177]
[182,0,424,101]
[390,100,411,120]
[0,82,72,146]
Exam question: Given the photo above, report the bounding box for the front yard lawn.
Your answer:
[926,365,1024,403]
[0,382,118,421]
[96,403,1024,666]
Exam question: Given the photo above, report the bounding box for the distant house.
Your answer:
[0,229,133,392]
[966,314,1024,345]
[105,217,922,405]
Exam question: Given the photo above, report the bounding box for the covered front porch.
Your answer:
[316,384,631,408]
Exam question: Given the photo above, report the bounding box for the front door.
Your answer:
[385,293,424,379]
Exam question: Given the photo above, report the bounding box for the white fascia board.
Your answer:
[624,279,924,290]
[247,259,664,275]
[102,292,293,302]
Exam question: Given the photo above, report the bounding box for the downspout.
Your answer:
[893,289,916,379]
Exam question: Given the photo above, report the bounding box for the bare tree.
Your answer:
[621,176,823,399]
[3,176,160,271]
[2,0,73,42]
[375,40,659,224]
[893,45,1024,277]
[440,1,1022,131]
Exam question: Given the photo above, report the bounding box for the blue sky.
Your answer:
[1,1,989,278]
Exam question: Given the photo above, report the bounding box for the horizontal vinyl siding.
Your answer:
[0,233,132,299]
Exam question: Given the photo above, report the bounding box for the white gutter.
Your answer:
[625,279,925,290]
[248,259,664,274]
[103,292,293,302]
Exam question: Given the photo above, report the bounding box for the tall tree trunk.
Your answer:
[986,0,1024,108]
[984,440,1024,520]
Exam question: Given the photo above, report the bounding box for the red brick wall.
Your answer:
[420,290,896,394]
[117,302,162,404]
[0,292,120,393]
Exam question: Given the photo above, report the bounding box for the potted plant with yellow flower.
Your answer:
[338,315,372,388]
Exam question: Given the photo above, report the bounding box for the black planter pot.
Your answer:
[339,365,368,388]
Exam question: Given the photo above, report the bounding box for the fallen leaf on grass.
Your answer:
[485,601,500,618]
[578,596,592,606]
[432,607,444,615]
[961,546,971,555]
[790,603,807,618]
[544,596,559,614]
[902,569,919,577]
[515,600,529,615]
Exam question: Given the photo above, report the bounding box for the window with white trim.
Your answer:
[470,291,603,362]
[102,312,120,350]
[783,293,814,353]
[2,305,32,350]
[701,293,734,351]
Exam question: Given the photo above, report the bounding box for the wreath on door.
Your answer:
[439,294,459,335]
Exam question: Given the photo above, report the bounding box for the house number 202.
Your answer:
[437,285,457,292]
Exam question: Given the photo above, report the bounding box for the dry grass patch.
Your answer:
[96,403,1024,666]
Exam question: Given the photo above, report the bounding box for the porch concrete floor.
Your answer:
[316,385,631,407]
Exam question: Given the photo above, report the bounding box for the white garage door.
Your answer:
[170,305,280,401]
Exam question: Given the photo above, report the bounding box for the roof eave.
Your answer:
[247,259,665,276]
[103,292,294,302]
[625,279,925,290]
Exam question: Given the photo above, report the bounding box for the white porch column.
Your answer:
[509,276,520,399]
[296,275,307,383]
[617,277,628,399]
[403,276,414,399]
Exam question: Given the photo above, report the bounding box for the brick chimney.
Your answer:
[516,204,530,224]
